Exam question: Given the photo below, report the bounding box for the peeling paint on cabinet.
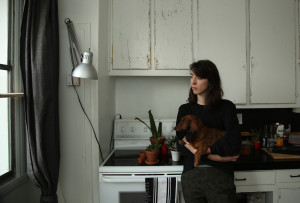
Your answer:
[154,0,194,70]
[111,0,151,70]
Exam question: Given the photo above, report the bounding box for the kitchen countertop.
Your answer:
[234,148,300,171]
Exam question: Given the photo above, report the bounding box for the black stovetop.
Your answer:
[103,150,183,167]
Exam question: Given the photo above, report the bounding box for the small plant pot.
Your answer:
[254,141,261,149]
[171,150,180,161]
[137,157,144,164]
[150,137,165,145]
[139,152,146,160]
[145,150,159,163]
[161,144,168,156]
[240,145,251,155]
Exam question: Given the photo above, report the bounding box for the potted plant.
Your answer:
[135,110,165,145]
[250,129,262,149]
[166,136,180,161]
[145,140,161,164]
[240,139,253,155]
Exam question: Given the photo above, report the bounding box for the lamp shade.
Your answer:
[72,51,98,80]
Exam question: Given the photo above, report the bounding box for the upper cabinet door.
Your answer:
[154,0,194,70]
[197,0,247,104]
[111,0,151,70]
[250,0,296,104]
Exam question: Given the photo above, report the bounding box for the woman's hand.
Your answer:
[182,137,197,154]
[207,154,240,162]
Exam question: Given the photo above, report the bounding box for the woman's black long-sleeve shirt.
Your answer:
[176,99,241,175]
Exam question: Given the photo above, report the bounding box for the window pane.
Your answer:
[0,70,8,93]
[0,0,11,177]
[0,97,10,176]
[0,0,8,65]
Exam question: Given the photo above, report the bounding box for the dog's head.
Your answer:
[175,115,203,141]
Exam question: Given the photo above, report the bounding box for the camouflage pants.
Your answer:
[181,167,236,203]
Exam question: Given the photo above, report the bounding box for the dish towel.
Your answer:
[145,177,178,203]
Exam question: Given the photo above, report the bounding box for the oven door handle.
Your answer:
[100,175,181,183]
[101,177,145,183]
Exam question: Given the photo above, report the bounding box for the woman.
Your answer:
[176,60,241,203]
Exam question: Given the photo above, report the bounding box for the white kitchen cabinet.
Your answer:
[154,0,194,70]
[235,170,276,203]
[109,0,194,76]
[234,170,300,203]
[110,0,151,70]
[234,171,276,186]
[109,0,299,107]
[278,188,300,203]
[197,0,247,104]
[277,169,300,203]
[249,0,297,104]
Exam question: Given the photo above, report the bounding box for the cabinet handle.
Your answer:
[290,174,300,178]
[235,178,246,181]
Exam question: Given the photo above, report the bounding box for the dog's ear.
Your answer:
[188,118,198,133]
[197,119,203,129]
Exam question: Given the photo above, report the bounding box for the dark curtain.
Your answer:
[20,0,60,203]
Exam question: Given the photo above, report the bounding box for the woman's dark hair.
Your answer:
[188,60,224,110]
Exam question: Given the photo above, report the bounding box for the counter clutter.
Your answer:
[234,148,300,171]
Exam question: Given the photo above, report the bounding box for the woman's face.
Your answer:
[190,71,209,95]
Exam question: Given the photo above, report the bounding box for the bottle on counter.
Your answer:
[267,124,275,148]
[276,124,284,147]
[262,125,268,148]
[283,124,291,146]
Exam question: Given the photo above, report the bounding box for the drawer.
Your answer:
[234,171,275,186]
[277,169,300,183]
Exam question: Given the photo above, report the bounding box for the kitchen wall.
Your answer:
[115,77,300,131]
[2,1,300,203]
[57,0,114,203]
[115,77,190,119]
[1,0,113,202]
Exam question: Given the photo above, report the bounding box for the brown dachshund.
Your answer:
[175,115,226,167]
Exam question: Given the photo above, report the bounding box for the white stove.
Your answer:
[99,118,184,203]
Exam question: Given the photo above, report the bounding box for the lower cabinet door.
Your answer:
[278,188,300,203]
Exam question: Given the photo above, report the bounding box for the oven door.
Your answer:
[99,173,184,203]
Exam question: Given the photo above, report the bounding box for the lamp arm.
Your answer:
[65,18,82,66]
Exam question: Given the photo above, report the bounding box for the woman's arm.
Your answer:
[207,154,239,162]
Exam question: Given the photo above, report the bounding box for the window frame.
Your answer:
[0,0,26,195]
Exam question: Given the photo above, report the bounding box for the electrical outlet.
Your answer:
[67,74,80,86]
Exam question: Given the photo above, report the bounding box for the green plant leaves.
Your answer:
[135,110,162,139]
[149,110,158,138]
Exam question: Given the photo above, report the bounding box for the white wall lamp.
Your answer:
[65,18,98,80]
[64,18,103,162]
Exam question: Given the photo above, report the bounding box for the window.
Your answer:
[0,0,26,194]
[0,0,12,179]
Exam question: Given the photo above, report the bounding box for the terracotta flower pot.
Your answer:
[241,145,251,155]
[137,157,144,164]
[139,152,146,160]
[150,137,165,145]
[145,150,159,163]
